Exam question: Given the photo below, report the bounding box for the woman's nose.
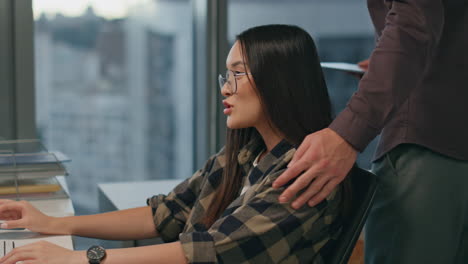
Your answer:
[221,84,232,97]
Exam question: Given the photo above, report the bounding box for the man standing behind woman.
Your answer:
[275,0,468,263]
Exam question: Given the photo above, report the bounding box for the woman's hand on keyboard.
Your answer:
[0,199,55,234]
[0,240,86,264]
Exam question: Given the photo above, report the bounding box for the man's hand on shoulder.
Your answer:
[273,128,357,209]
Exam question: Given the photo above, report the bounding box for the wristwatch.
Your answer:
[86,245,107,264]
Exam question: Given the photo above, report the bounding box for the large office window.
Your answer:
[8,0,379,221]
[33,0,196,214]
[227,0,377,167]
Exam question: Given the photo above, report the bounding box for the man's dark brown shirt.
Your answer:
[330,0,468,161]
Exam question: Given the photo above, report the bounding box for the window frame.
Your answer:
[193,0,228,168]
[0,0,36,140]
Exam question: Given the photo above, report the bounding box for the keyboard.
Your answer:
[1,240,15,257]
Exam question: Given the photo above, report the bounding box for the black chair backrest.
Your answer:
[325,167,378,264]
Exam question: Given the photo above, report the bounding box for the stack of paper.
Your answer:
[0,151,69,179]
[0,140,70,200]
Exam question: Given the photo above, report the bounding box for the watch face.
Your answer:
[87,245,106,260]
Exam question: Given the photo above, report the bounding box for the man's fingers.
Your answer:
[273,160,309,188]
[307,179,340,207]
[358,59,369,68]
[275,128,357,207]
[279,168,319,204]
[289,173,331,209]
[287,136,312,168]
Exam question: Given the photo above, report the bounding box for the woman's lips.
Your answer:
[223,100,233,115]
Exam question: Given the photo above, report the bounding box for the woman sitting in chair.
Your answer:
[0,24,350,264]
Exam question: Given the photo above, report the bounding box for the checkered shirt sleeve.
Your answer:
[146,149,222,242]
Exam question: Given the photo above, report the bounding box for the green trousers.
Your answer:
[365,144,468,264]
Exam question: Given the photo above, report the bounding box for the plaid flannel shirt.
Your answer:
[147,138,342,263]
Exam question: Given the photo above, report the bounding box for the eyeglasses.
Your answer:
[218,70,251,94]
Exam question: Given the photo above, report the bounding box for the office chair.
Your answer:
[323,166,378,264]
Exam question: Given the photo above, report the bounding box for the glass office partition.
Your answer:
[33,0,195,214]
[227,0,378,168]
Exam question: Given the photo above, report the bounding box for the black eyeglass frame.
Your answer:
[218,70,252,94]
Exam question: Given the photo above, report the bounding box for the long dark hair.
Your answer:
[204,24,351,226]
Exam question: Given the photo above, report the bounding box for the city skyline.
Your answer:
[34,2,192,215]
[33,0,153,19]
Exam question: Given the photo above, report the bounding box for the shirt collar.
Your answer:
[237,137,295,176]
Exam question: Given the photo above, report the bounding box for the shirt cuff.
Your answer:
[329,107,380,152]
[179,232,217,264]
[146,195,182,242]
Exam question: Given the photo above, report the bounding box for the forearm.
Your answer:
[51,206,158,240]
[106,242,187,264]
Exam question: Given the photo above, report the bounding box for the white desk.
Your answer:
[97,179,181,248]
[0,176,75,250]
[98,179,181,211]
